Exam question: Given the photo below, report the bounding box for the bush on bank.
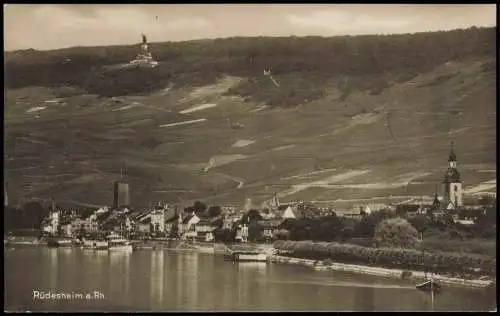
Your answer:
[273,240,496,277]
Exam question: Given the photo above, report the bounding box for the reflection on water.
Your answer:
[4,248,497,312]
[185,252,198,309]
[176,252,183,308]
[48,248,58,289]
[238,262,267,309]
[353,284,375,311]
[109,252,132,300]
[150,251,164,309]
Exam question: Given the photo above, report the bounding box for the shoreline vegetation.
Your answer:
[271,240,495,289]
[5,237,494,289]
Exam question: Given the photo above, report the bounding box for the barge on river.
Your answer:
[82,233,133,252]
[224,251,268,262]
[47,237,74,247]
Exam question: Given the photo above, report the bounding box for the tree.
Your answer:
[193,201,207,214]
[374,217,420,249]
[248,222,264,242]
[214,228,235,243]
[242,209,263,223]
[208,205,222,218]
[353,214,378,238]
[169,226,179,238]
[15,202,48,230]
[407,214,430,234]
[273,229,290,240]
[339,226,354,242]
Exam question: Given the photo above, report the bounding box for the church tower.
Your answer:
[442,141,463,209]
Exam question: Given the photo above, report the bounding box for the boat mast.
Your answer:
[430,273,435,309]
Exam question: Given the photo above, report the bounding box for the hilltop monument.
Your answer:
[128,34,159,68]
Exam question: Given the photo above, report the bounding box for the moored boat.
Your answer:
[82,239,108,250]
[416,278,441,293]
[106,233,133,252]
[313,265,330,271]
[47,237,74,248]
[225,251,268,262]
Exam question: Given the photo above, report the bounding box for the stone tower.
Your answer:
[113,181,130,210]
[113,166,130,210]
[442,141,463,209]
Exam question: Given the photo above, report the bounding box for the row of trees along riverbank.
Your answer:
[272,217,496,279]
[273,240,496,279]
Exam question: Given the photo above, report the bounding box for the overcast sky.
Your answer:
[4,4,497,51]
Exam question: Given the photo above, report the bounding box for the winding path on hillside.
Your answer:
[210,171,245,189]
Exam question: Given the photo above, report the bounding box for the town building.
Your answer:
[395,204,423,218]
[259,207,277,219]
[57,219,72,237]
[281,205,297,219]
[150,203,166,233]
[191,218,217,242]
[195,231,215,242]
[70,217,99,235]
[235,224,249,243]
[443,141,463,209]
[43,199,61,235]
[163,207,179,236]
[124,216,133,233]
[195,218,215,233]
[222,213,240,230]
[164,212,180,237]
[135,218,151,234]
[341,210,365,220]
[178,212,201,240]
[256,219,283,242]
[99,207,130,232]
[427,193,444,218]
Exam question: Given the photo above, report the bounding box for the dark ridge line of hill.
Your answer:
[4,26,495,55]
[4,27,496,106]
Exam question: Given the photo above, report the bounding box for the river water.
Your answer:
[4,247,496,312]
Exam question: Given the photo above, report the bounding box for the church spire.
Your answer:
[432,192,439,206]
[442,141,463,209]
[447,141,458,170]
[448,141,456,162]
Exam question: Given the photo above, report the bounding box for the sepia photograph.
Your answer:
[3,3,497,312]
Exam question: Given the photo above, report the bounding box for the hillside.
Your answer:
[3,27,496,210]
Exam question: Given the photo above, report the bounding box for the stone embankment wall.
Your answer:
[269,255,494,289]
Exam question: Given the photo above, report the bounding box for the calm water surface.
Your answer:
[4,247,496,312]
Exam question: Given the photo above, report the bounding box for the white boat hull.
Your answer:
[82,240,109,250]
[108,245,133,252]
[227,252,268,262]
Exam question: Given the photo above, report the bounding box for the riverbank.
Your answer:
[269,255,495,289]
[4,236,46,246]
[133,240,274,255]
[5,238,494,289]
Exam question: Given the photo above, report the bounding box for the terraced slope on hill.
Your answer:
[4,27,496,209]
